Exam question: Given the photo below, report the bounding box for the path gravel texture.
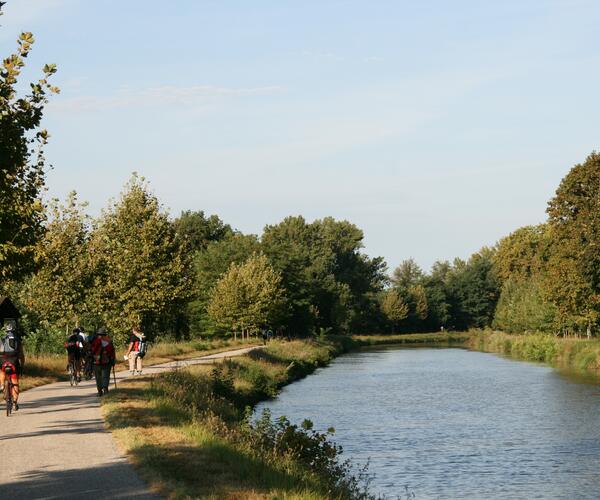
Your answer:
[1,345,263,499]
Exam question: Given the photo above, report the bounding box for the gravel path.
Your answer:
[0,345,263,499]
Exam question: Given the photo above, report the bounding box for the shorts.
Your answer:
[68,349,83,362]
[1,361,18,384]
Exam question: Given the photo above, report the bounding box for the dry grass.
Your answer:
[21,338,261,393]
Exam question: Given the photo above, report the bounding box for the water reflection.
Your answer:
[255,347,600,499]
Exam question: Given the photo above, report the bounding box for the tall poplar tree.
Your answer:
[20,192,91,328]
[0,18,59,283]
[89,175,191,343]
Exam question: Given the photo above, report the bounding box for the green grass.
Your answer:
[352,331,473,346]
[103,338,369,499]
[465,330,600,376]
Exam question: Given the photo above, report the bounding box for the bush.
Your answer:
[243,409,373,499]
[22,328,66,355]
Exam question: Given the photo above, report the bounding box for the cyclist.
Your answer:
[65,327,85,382]
[0,322,25,411]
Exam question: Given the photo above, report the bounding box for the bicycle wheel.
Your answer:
[5,382,12,417]
[68,363,75,386]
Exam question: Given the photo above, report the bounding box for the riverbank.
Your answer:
[102,337,362,499]
[464,330,600,378]
[101,330,600,498]
[352,331,471,347]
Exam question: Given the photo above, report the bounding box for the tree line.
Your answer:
[2,21,599,348]
[381,152,600,337]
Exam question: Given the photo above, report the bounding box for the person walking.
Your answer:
[124,326,146,376]
[90,327,115,396]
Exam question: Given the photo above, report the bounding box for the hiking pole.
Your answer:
[112,364,117,390]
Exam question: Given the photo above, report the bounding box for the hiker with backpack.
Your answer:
[124,326,147,376]
[0,322,25,411]
[90,327,116,396]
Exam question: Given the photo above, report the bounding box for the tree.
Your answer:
[173,210,232,253]
[207,253,285,339]
[493,276,557,333]
[391,258,423,289]
[189,233,261,336]
[411,284,429,321]
[0,27,59,282]
[421,261,451,330]
[88,175,191,344]
[262,216,385,335]
[20,192,92,329]
[546,152,600,336]
[446,248,500,329]
[380,289,409,333]
[493,225,550,283]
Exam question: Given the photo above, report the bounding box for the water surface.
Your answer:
[255,347,600,499]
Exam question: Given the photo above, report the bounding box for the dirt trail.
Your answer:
[0,345,263,499]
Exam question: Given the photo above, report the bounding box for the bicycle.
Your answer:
[4,365,14,417]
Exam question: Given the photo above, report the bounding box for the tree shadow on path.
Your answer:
[0,462,161,499]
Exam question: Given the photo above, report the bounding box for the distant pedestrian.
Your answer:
[90,327,116,396]
[261,329,268,345]
[124,326,146,376]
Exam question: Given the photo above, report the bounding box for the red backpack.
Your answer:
[92,335,115,365]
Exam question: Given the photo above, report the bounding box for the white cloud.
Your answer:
[48,84,284,112]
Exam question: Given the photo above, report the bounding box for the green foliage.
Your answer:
[493,225,550,283]
[88,175,192,344]
[19,192,92,328]
[546,152,600,334]
[190,233,261,336]
[493,277,557,333]
[21,327,65,355]
[0,30,59,282]
[173,210,232,253]
[262,216,386,335]
[445,248,500,329]
[244,410,370,498]
[207,253,286,336]
[380,288,409,332]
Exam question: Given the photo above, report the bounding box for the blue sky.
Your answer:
[3,0,599,271]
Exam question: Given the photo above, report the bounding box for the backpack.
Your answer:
[1,331,19,356]
[93,335,115,365]
[138,337,148,358]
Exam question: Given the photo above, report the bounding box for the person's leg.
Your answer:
[11,373,19,407]
[75,353,82,380]
[128,353,136,374]
[135,353,142,373]
[102,365,111,393]
[94,365,103,395]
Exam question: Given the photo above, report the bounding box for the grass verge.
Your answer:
[103,337,372,499]
[352,331,472,347]
[464,330,600,377]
